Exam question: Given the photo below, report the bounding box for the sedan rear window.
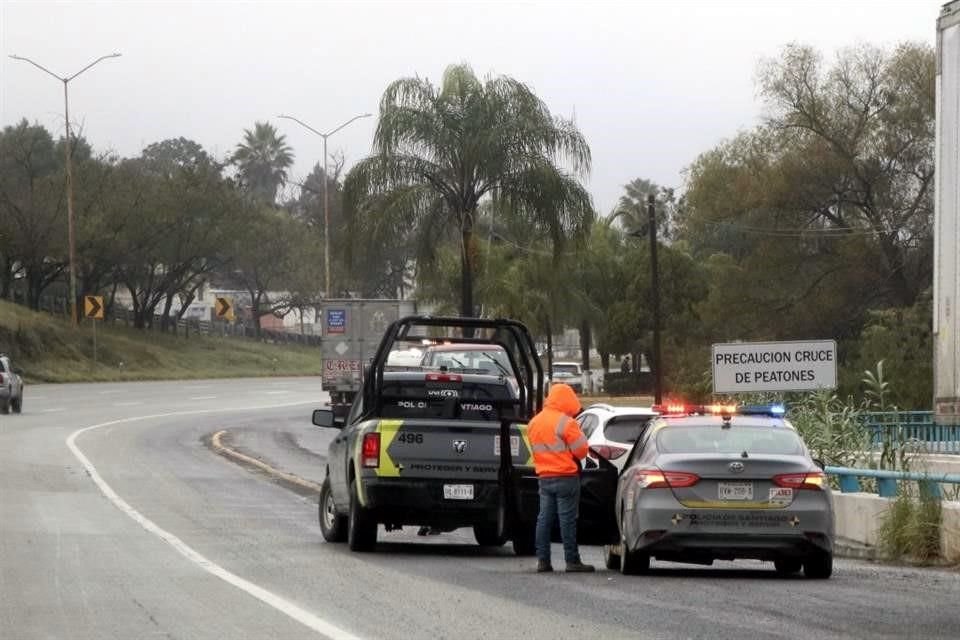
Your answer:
[657,425,805,456]
[602,416,653,444]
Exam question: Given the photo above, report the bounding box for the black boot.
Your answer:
[536,560,554,573]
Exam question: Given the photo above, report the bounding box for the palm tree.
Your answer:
[611,177,673,239]
[344,64,595,318]
[232,122,294,204]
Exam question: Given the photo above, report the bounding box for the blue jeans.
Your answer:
[536,475,581,565]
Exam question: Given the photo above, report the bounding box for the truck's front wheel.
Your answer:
[348,479,377,552]
[319,477,347,543]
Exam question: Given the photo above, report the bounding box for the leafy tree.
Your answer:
[345,63,595,318]
[0,120,65,308]
[232,122,294,204]
[231,206,322,335]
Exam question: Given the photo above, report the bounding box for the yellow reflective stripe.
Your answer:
[517,423,534,467]
[678,500,787,510]
[376,419,403,478]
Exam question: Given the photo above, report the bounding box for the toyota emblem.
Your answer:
[728,461,745,473]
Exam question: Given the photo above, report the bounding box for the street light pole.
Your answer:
[277,112,372,298]
[9,52,121,325]
[627,193,663,404]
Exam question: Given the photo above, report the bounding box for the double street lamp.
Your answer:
[628,193,663,405]
[9,52,121,325]
[277,112,372,298]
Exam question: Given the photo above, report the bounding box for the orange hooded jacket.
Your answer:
[528,383,589,477]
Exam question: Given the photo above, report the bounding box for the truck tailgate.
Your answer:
[372,419,530,480]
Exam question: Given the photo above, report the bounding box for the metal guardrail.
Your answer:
[862,411,960,455]
[825,465,960,499]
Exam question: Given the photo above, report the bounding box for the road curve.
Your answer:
[2,378,959,640]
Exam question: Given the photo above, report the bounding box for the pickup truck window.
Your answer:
[379,380,518,421]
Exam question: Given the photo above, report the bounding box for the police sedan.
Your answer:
[603,404,834,579]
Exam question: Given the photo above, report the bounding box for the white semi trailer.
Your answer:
[934,0,960,423]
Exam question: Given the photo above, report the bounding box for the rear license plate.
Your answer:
[719,482,753,500]
[443,484,474,500]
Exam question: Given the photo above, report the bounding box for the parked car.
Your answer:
[578,403,658,470]
[551,361,583,393]
[603,404,834,578]
[0,354,25,414]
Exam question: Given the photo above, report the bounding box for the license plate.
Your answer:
[443,484,474,500]
[719,482,753,500]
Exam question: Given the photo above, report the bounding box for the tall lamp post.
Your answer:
[277,112,372,298]
[9,52,121,325]
[628,193,663,404]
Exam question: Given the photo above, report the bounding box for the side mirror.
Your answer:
[813,458,825,470]
[312,408,337,428]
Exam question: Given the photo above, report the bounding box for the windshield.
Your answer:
[657,425,806,456]
[421,347,514,377]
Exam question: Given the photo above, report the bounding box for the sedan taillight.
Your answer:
[633,468,700,489]
[773,471,825,490]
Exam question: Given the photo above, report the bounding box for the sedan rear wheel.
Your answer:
[603,544,621,571]
[620,547,650,575]
[774,558,802,575]
[803,552,833,579]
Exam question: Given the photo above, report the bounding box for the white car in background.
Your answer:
[577,403,658,470]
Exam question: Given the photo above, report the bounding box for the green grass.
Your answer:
[0,300,321,383]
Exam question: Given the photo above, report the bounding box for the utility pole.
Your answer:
[647,193,663,405]
[9,52,121,325]
[278,112,372,297]
[627,193,663,404]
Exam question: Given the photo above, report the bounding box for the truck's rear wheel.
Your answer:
[319,477,347,542]
[473,522,506,547]
[348,479,377,552]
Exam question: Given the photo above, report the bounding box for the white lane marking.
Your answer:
[265,390,291,395]
[31,395,48,400]
[66,402,362,640]
[186,384,214,390]
[113,402,143,407]
[189,396,217,400]
[99,390,124,395]
[42,408,65,413]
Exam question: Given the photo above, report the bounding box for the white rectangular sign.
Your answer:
[712,340,837,393]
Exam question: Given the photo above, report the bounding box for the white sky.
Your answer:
[0,0,947,215]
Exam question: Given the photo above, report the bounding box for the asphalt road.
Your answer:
[2,378,959,640]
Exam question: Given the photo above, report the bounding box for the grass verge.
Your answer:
[0,300,320,383]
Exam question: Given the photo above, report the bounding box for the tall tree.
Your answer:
[232,122,294,204]
[345,63,595,317]
[610,177,675,240]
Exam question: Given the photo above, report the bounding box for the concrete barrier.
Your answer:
[831,492,960,562]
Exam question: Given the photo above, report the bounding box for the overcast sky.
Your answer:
[0,0,947,215]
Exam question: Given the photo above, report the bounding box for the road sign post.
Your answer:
[215,297,235,322]
[84,295,104,365]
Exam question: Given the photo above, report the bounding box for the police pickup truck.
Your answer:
[312,316,620,554]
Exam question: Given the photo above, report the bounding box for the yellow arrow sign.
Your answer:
[215,297,234,321]
[84,295,104,319]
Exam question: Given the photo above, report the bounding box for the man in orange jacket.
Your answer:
[528,382,594,573]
